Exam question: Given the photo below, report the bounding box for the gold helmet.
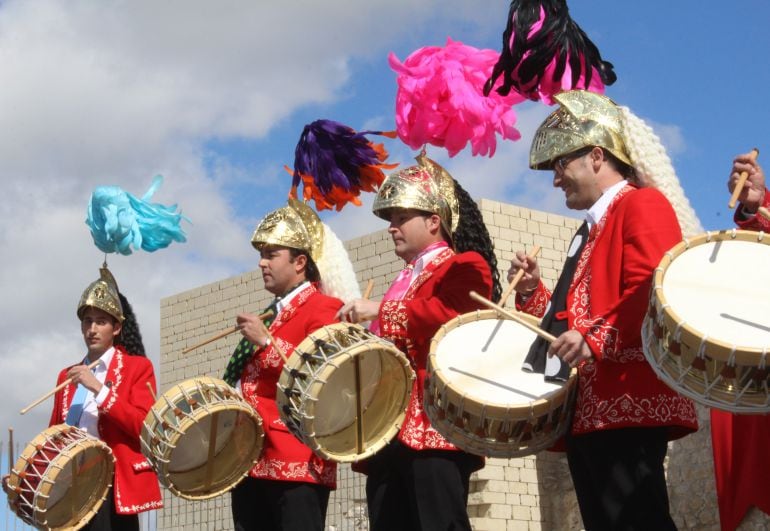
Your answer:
[372,151,460,238]
[529,90,632,170]
[77,264,124,322]
[251,198,324,262]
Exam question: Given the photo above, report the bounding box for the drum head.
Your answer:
[44,441,114,528]
[433,316,564,407]
[663,238,770,350]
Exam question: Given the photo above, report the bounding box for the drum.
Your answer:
[643,229,770,413]
[276,322,414,463]
[141,376,264,500]
[6,424,114,530]
[425,309,577,458]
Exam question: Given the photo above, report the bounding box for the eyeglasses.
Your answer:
[553,148,592,172]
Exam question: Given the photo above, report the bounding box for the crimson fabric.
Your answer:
[81,487,139,531]
[49,347,162,515]
[238,283,341,487]
[711,410,770,530]
[734,186,770,232]
[517,185,698,438]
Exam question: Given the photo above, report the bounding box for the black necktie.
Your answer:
[522,221,589,381]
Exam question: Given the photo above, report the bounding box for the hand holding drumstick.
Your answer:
[337,279,377,323]
[728,149,763,211]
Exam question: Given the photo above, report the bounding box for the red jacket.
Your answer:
[378,248,493,450]
[519,185,697,438]
[240,283,342,488]
[49,346,163,514]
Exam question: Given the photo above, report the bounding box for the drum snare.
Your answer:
[276,322,415,463]
[426,309,577,458]
[141,376,264,500]
[6,424,114,530]
[643,230,770,413]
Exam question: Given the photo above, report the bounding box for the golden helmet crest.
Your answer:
[372,151,460,237]
[529,90,632,170]
[251,198,324,262]
[77,265,124,322]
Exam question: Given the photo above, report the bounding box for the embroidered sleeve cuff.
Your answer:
[379,300,409,340]
[516,282,549,318]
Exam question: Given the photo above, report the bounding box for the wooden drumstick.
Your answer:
[500,245,542,307]
[20,360,100,415]
[728,148,759,208]
[758,206,770,221]
[145,381,158,402]
[182,309,275,354]
[8,427,14,474]
[362,279,374,300]
[469,290,557,343]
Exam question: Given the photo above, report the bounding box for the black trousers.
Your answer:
[82,488,139,531]
[566,427,677,531]
[231,477,331,531]
[365,442,482,531]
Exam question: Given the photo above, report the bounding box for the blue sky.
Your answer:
[0,3,768,521]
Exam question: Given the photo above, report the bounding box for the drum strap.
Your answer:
[523,222,589,381]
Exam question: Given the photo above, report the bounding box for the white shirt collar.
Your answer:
[276,281,310,313]
[86,346,115,373]
[586,180,628,229]
[410,245,447,285]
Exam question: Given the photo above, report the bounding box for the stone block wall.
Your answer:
[157,198,767,530]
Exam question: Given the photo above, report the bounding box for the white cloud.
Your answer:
[0,0,505,444]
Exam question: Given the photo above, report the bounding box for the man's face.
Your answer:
[385,208,441,262]
[80,307,120,357]
[259,245,305,295]
[552,149,603,211]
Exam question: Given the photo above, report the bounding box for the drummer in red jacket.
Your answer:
[49,266,162,530]
[339,152,501,531]
[223,199,360,531]
[509,91,698,531]
[711,152,770,531]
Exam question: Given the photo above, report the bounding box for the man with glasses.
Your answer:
[509,90,698,530]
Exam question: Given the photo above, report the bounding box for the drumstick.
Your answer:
[20,360,100,415]
[145,381,158,402]
[181,309,275,354]
[8,427,13,474]
[362,279,374,300]
[500,245,542,307]
[469,291,557,343]
[758,206,770,221]
[728,148,759,209]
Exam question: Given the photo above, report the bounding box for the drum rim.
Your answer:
[651,230,770,365]
[642,316,770,414]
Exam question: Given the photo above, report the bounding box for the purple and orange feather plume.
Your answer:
[288,119,397,211]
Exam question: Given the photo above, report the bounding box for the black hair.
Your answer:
[451,179,503,303]
[288,248,321,283]
[115,292,147,357]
